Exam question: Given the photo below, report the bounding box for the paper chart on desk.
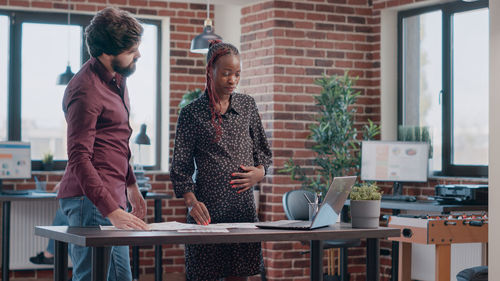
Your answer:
[178,228,229,233]
[100,221,258,231]
[99,221,194,231]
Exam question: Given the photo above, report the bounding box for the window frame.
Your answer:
[1,10,162,171]
[397,0,489,178]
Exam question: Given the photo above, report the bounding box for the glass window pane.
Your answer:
[21,23,82,160]
[402,11,442,171]
[0,15,8,140]
[452,8,489,166]
[128,23,158,167]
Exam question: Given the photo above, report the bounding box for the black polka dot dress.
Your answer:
[171,92,272,281]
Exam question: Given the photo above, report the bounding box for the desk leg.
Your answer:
[154,198,163,281]
[2,201,10,281]
[92,247,110,281]
[54,241,68,281]
[435,244,451,281]
[398,242,411,281]
[310,240,323,281]
[390,209,401,281]
[132,246,139,280]
[391,241,399,281]
[366,238,379,281]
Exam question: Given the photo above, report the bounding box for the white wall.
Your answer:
[214,4,242,52]
[489,0,499,276]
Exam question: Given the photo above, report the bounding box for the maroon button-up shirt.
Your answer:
[58,57,136,217]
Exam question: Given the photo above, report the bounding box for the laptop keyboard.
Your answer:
[279,221,312,229]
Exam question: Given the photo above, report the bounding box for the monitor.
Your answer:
[361,141,429,201]
[0,141,31,194]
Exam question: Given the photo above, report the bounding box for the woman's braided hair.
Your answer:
[205,40,240,142]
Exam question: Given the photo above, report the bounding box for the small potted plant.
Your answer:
[42,152,54,171]
[350,182,382,228]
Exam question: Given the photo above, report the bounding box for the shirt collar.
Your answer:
[90,57,124,86]
[201,91,242,115]
[228,93,243,115]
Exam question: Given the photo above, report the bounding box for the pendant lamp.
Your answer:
[190,0,222,54]
[57,0,75,85]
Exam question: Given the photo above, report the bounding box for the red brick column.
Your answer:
[239,1,381,280]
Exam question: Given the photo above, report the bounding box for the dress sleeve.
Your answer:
[65,92,119,217]
[249,98,272,174]
[170,107,197,198]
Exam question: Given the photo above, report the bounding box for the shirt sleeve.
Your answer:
[65,92,120,217]
[249,98,273,174]
[170,107,197,198]
[126,163,137,187]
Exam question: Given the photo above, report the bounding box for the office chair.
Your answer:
[282,189,360,281]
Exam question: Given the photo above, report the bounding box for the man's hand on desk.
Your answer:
[127,183,147,219]
[108,208,150,230]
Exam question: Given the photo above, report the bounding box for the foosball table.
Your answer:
[388,213,488,281]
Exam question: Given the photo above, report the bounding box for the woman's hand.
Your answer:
[184,192,211,225]
[230,165,265,194]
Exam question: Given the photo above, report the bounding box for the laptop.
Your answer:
[256,176,356,230]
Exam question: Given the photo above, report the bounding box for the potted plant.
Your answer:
[280,73,380,195]
[349,182,382,228]
[398,125,433,175]
[42,152,54,171]
[179,88,203,109]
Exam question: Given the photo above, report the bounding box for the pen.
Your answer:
[303,193,313,204]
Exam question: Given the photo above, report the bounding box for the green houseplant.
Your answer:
[179,88,203,109]
[42,152,54,171]
[350,182,382,228]
[280,73,380,195]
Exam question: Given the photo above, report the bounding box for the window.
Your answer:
[128,24,159,167]
[398,1,489,177]
[1,11,162,170]
[21,23,82,161]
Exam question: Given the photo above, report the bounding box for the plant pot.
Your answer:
[350,200,381,229]
[42,163,54,171]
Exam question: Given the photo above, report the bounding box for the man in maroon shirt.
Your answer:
[58,7,148,281]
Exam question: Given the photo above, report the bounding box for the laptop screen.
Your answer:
[310,176,356,229]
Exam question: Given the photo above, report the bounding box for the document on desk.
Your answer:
[100,222,256,232]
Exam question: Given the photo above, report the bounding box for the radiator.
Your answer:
[10,200,60,269]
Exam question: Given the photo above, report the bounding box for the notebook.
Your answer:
[256,176,356,230]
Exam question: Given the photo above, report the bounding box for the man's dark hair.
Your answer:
[85,7,143,57]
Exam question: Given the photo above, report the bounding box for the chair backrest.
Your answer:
[282,189,315,220]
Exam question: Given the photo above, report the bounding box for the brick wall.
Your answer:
[0,0,488,280]
[239,1,382,280]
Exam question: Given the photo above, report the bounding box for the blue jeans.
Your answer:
[46,207,69,255]
[60,196,132,281]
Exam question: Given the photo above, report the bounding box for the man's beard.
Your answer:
[112,58,137,77]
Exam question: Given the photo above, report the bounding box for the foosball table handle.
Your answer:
[463,220,485,226]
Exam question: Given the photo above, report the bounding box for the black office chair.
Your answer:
[282,189,360,281]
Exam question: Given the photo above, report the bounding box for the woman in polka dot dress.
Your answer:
[170,41,272,281]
